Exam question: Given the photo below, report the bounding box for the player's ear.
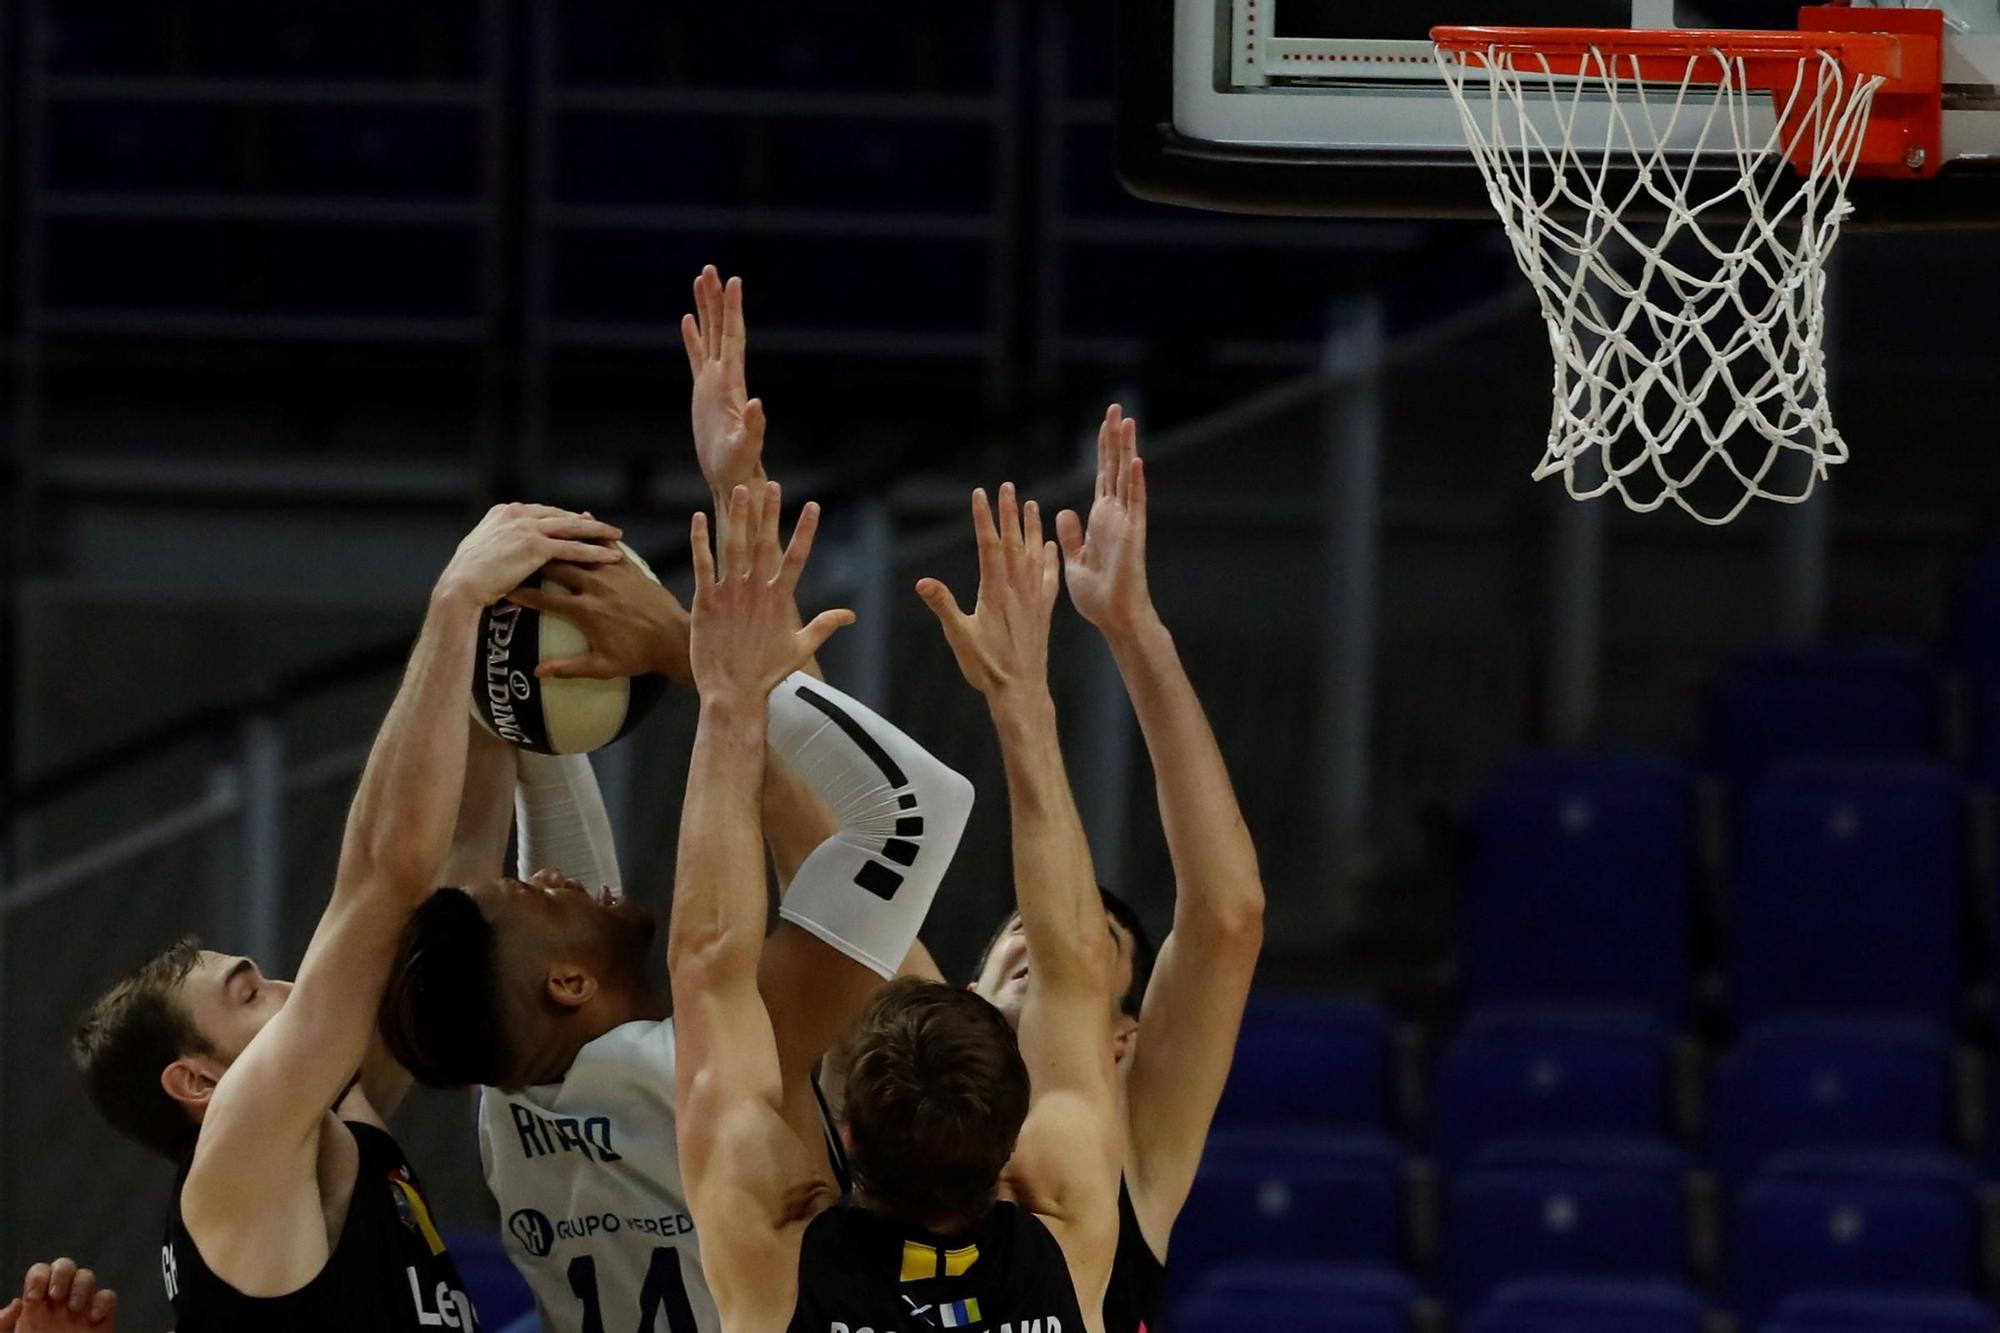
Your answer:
[161,1056,220,1110]
[546,964,597,1010]
[1110,1013,1140,1065]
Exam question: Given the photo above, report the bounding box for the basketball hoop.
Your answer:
[1432,8,1942,524]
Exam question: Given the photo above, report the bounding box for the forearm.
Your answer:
[1106,617,1265,937]
[989,687,1106,988]
[438,723,516,887]
[668,696,773,977]
[336,587,483,897]
[516,752,622,894]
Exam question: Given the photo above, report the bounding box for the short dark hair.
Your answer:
[379,888,511,1089]
[976,887,1158,1019]
[843,979,1030,1231]
[74,938,213,1160]
[1097,888,1157,1020]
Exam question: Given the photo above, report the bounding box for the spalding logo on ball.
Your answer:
[472,542,667,754]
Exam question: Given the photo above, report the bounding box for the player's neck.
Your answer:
[515,979,668,1084]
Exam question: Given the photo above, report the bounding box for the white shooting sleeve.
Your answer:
[515,751,624,897]
[766,672,974,978]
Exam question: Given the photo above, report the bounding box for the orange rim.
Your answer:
[1432,25,1911,86]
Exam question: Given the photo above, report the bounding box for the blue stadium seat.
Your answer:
[1446,1143,1689,1309]
[1181,1262,1419,1332]
[1731,1152,1980,1327]
[1214,996,1393,1131]
[444,1229,534,1330]
[1465,1277,1707,1333]
[1705,649,1939,789]
[1766,1288,1999,1333]
[1710,1020,1955,1182]
[1171,1291,1409,1333]
[1169,1131,1405,1290]
[1464,753,1695,1023]
[1731,761,1966,1025]
[1432,1011,1670,1169]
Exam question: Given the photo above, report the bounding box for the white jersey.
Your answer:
[478,1018,717,1333]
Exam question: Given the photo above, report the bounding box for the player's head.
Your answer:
[841,978,1031,1233]
[378,870,654,1091]
[969,887,1154,1056]
[74,937,296,1159]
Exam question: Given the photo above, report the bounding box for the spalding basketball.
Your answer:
[471,543,668,754]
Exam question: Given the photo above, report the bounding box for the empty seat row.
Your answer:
[1218,1003,1976,1179]
[1178,1270,2000,1333]
[1467,752,1975,1027]
[1174,1133,1987,1324]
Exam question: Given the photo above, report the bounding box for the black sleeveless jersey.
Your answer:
[164,1121,479,1332]
[1101,1178,1166,1333]
[790,1201,1086,1332]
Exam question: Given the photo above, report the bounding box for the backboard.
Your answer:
[1117,0,2000,224]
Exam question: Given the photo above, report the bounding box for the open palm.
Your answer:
[1058,404,1153,633]
[682,265,766,494]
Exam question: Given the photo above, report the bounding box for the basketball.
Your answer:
[471,542,668,755]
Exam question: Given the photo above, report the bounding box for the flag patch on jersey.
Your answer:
[938,1297,982,1327]
[900,1241,979,1282]
[388,1169,447,1257]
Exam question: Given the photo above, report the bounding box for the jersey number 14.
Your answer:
[568,1249,697,1333]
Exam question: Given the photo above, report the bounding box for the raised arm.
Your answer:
[918,486,1123,1299]
[182,505,621,1293]
[670,483,853,1329]
[348,720,520,1125]
[1059,405,1265,1246]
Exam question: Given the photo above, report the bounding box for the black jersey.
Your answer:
[790,1201,1086,1332]
[164,1121,479,1333]
[1101,1178,1165,1333]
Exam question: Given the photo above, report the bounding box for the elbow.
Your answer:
[666,924,759,990]
[915,761,977,837]
[1184,880,1266,955]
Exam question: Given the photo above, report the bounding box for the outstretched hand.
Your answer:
[682,266,766,499]
[1058,404,1154,636]
[689,482,852,703]
[917,483,1060,699]
[0,1260,117,1332]
[439,504,623,610]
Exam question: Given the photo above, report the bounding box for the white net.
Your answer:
[1434,41,1885,524]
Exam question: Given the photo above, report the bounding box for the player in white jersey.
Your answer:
[379,454,970,1333]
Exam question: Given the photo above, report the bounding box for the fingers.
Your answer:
[722,275,746,370]
[723,485,752,582]
[1056,508,1085,563]
[1022,497,1043,552]
[1117,417,1140,502]
[89,1287,117,1325]
[44,1261,73,1308]
[691,511,716,591]
[0,1298,18,1331]
[22,1267,47,1305]
[535,654,616,681]
[743,397,767,442]
[66,1269,96,1316]
[699,265,723,362]
[997,483,1021,556]
[915,577,966,627]
[537,562,595,594]
[1041,540,1061,603]
[680,313,703,377]
[505,585,571,615]
[970,488,1000,582]
[750,480,784,584]
[545,541,621,567]
[535,514,623,544]
[1097,404,1122,499]
[779,501,821,593]
[1128,456,1147,521]
[797,608,855,657]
